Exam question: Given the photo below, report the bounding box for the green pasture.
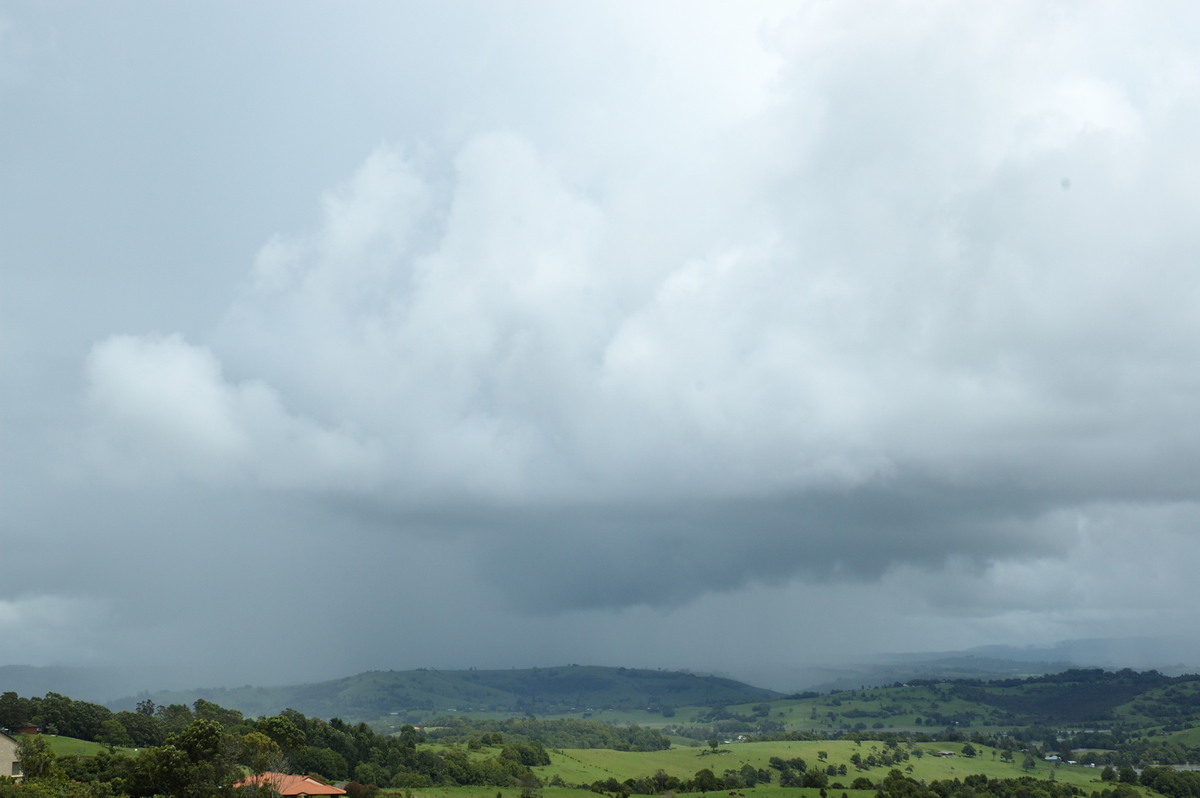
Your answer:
[383,787,875,798]
[534,740,1114,792]
[1163,727,1200,746]
[723,688,1009,733]
[41,735,136,757]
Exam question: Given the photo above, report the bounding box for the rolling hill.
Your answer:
[110,665,782,720]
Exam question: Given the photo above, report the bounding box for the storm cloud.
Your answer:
[4,1,1200,691]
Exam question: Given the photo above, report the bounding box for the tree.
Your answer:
[354,761,388,786]
[290,745,349,781]
[692,768,721,792]
[32,692,111,740]
[192,699,244,729]
[155,703,194,735]
[652,769,676,792]
[98,718,134,750]
[258,714,305,753]
[115,710,166,747]
[157,718,241,798]
[518,771,542,798]
[240,731,285,775]
[802,769,829,788]
[961,743,977,758]
[125,743,192,797]
[707,738,720,752]
[16,734,57,780]
[0,692,29,730]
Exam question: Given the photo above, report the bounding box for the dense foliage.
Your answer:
[949,670,1177,724]
[1,693,543,797]
[872,770,1090,798]
[423,716,670,751]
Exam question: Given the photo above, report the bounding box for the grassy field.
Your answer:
[1163,727,1200,746]
[530,740,1112,792]
[380,786,874,798]
[41,735,137,757]
[719,688,1010,734]
[31,734,1152,798]
[358,737,1135,798]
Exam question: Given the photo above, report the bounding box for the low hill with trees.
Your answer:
[112,665,782,721]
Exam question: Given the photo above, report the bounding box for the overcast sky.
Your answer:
[4,1,1200,694]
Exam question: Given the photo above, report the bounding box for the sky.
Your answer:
[4,0,1200,695]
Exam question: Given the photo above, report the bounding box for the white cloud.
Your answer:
[85,333,382,490]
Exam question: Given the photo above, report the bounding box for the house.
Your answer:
[0,731,22,782]
[233,772,346,796]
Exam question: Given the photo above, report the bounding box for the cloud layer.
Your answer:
[4,0,1200,688]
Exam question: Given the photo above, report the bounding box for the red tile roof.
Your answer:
[234,772,347,796]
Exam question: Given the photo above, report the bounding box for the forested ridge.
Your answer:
[118,666,780,720]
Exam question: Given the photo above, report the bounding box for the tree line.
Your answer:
[0,691,546,797]
[423,716,670,751]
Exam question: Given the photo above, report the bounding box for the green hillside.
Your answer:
[745,670,1200,733]
[116,665,780,721]
[943,669,1176,724]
